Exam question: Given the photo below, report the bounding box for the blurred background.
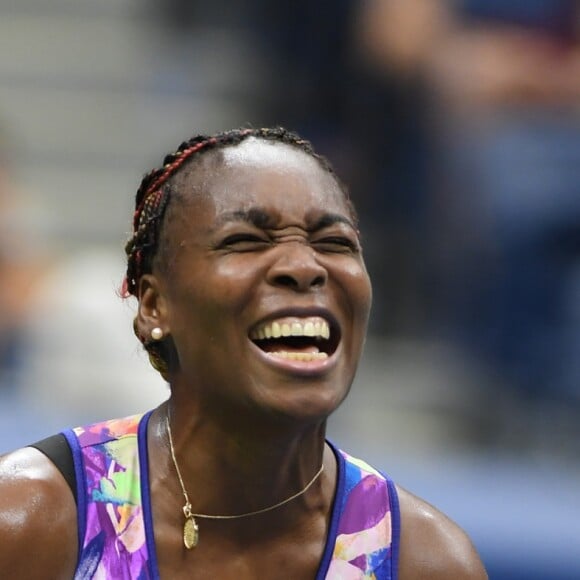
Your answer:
[0,0,579,577]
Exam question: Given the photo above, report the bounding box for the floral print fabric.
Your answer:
[326,452,396,578]
[71,415,149,579]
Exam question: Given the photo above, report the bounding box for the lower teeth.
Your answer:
[269,352,328,361]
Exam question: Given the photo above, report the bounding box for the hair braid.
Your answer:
[123,126,350,379]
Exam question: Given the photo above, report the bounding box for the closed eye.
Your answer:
[219,233,271,251]
[312,236,360,253]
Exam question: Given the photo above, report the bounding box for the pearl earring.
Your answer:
[151,327,164,341]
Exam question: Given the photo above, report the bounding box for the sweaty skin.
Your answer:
[0,138,487,579]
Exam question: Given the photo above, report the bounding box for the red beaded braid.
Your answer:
[124,134,234,297]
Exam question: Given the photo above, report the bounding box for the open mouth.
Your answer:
[249,316,339,362]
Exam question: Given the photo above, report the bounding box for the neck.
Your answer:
[152,399,330,518]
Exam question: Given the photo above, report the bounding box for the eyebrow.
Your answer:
[213,207,356,231]
[214,208,274,229]
[311,213,356,231]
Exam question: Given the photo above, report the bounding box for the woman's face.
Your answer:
[151,138,372,424]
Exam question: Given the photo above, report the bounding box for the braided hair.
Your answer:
[123,126,352,379]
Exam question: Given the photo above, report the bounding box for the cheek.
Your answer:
[172,259,262,319]
[343,261,372,314]
[211,259,266,306]
[355,272,373,325]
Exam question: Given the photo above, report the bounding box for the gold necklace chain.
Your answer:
[166,414,324,550]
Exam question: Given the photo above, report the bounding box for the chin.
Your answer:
[258,382,351,428]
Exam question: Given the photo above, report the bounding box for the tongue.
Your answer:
[260,340,320,354]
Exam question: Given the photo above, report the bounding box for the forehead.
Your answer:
[188,139,351,224]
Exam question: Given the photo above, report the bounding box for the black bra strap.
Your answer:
[29,433,77,505]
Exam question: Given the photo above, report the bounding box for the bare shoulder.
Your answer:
[396,485,488,579]
[0,447,77,580]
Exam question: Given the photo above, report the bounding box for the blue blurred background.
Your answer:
[0,1,579,577]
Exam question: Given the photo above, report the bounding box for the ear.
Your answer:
[136,274,169,341]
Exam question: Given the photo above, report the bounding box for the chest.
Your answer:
[153,523,326,580]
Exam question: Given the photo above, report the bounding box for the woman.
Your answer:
[0,127,487,578]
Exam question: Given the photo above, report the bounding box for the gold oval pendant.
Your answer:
[183,516,199,549]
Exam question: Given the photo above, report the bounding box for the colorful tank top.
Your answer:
[63,413,400,579]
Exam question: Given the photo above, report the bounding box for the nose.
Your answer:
[266,242,327,292]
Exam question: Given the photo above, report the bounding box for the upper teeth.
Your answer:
[250,318,330,340]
